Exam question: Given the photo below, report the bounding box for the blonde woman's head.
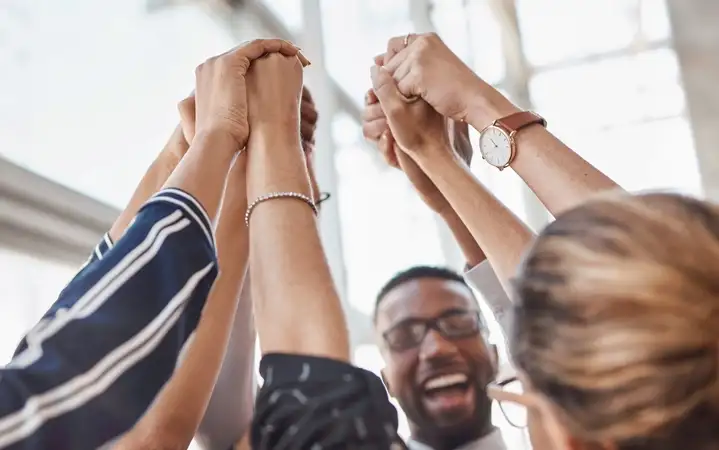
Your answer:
[511,193,719,450]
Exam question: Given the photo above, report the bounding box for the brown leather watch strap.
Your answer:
[496,111,546,134]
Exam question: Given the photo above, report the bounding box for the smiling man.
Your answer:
[374,266,506,450]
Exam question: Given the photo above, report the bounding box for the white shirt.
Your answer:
[407,428,507,450]
[464,261,513,339]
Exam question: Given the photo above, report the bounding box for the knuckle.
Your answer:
[386,102,405,118]
[361,123,374,139]
[415,35,431,52]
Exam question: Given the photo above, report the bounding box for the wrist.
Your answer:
[246,127,310,201]
[413,144,464,175]
[191,128,243,156]
[465,79,520,132]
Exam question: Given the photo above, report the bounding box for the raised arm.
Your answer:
[362,88,486,267]
[382,32,619,217]
[244,54,404,450]
[370,65,533,289]
[113,153,250,450]
[197,87,322,450]
[362,85,513,334]
[110,39,307,450]
[244,54,348,361]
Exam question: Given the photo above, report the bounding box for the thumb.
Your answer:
[370,65,405,119]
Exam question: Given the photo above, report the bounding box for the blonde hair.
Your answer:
[511,193,719,449]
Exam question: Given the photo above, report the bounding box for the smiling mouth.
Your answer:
[423,373,470,397]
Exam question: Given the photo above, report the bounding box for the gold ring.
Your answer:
[403,33,412,47]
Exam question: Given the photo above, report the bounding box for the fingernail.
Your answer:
[297,51,311,67]
[370,65,379,80]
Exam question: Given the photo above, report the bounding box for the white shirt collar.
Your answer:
[406,428,507,450]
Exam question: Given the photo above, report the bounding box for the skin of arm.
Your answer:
[197,87,322,450]
[420,152,532,290]
[463,85,620,216]
[245,53,350,362]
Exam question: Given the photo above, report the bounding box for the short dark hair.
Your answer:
[373,265,477,323]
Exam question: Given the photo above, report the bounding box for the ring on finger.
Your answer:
[403,33,412,47]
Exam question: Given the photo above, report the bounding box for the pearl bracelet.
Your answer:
[245,191,318,226]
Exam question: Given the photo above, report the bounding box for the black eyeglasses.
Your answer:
[382,310,483,352]
[490,377,528,429]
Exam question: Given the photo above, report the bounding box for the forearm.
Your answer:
[116,158,250,450]
[439,208,486,267]
[163,130,238,224]
[247,128,350,362]
[196,279,256,450]
[419,152,534,288]
[108,126,185,241]
[465,85,619,216]
[509,126,620,214]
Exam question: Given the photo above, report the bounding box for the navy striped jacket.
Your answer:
[0,188,218,449]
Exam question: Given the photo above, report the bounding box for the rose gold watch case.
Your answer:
[478,122,515,171]
[478,111,547,171]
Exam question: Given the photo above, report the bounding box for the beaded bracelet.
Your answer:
[245,192,318,226]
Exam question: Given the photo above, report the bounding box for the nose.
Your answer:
[418,327,460,362]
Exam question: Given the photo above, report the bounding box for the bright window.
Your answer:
[0,247,77,364]
[333,113,446,316]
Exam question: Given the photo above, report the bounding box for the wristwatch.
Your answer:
[478,111,546,170]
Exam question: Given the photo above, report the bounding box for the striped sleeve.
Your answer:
[0,188,218,450]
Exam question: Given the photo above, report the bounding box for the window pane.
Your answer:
[430,0,505,84]
[0,0,238,208]
[517,0,670,67]
[0,247,77,364]
[430,0,472,63]
[466,0,506,84]
[530,48,685,131]
[334,114,446,316]
[560,116,701,195]
[640,0,672,41]
[321,0,413,105]
[259,0,303,32]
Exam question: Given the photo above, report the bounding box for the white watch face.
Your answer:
[479,126,512,168]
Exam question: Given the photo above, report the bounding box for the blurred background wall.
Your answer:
[1,0,718,446]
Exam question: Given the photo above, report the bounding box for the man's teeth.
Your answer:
[425,373,468,391]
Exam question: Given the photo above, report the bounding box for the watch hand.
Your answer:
[490,138,498,147]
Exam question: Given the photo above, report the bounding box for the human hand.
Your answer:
[178,92,197,145]
[300,87,323,205]
[246,52,306,136]
[448,119,473,166]
[300,87,319,152]
[194,39,307,150]
[381,33,518,129]
[362,87,453,213]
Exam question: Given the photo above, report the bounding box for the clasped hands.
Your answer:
[170,39,320,207]
[363,32,520,215]
[169,33,519,217]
